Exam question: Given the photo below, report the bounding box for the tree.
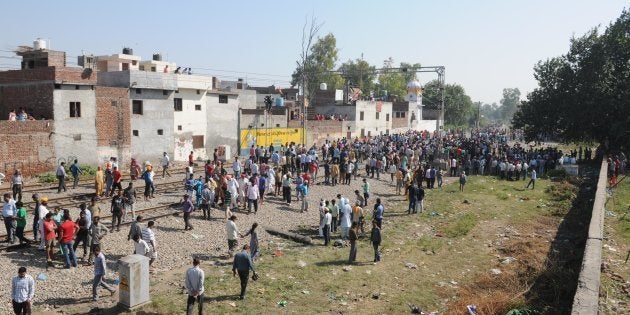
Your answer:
[291,18,343,105]
[376,58,421,100]
[513,9,630,150]
[338,58,377,96]
[422,80,474,126]
[499,88,521,122]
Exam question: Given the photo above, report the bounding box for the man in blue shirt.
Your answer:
[70,159,83,189]
[373,198,384,229]
[233,244,256,300]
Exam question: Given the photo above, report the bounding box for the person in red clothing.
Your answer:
[58,210,79,268]
[43,213,56,267]
[110,166,123,196]
[189,151,194,167]
[302,172,311,187]
[308,160,318,184]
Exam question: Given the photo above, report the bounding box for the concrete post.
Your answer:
[118,254,151,309]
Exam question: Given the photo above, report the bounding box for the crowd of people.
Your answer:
[3,125,625,314]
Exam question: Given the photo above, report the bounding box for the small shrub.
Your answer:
[543,169,569,180]
[38,172,57,183]
[444,213,478,238]
[81,165,97,176]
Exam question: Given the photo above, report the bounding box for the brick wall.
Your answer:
[0,120,56,176]
[0,83,54,119]
[95,86,130,147]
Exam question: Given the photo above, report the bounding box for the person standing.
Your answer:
[105,161,113,197]
[31,193,40,243]
[110,190,124,232]
[246,179,260,214]
[323,207,332,246]
[72,210,90,261]
[42,213,56,267]
[329,199,339,233]
[373,198,384,229]
[339,201,352,240]
[11,266,34,315]
[123,183,137,222]
[143,221,158,272]
[185,257,204,315]
[232,156,241,178]
[56,162,67,193]
[3,193,17,244]
[526,169,537,190]
[348,223,358,264]
[370,220,382,262]
[232,244,256,300]
[15,201,29,245]
[282,172,292,205]
[127,216,144,242]
[88,216,108,265]
[92,246,116,301]
[132,234,149,256]
[70,159,82,189]
[181,195,194,231]
[161,152,172,178]
[407,183,418,215]
[416,185,425,214]
[241,223,259,261]
[459,171,467,192]
[11,170,23,201]
[226,215,240,257]
[95,166,104,197]
[58,211,79,268]
[200,183,214,220]
[362,178,370,207]
[110,167,123,196]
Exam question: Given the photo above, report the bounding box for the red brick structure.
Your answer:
[0,120,55,176]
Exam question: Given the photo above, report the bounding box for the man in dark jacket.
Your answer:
[233,244,256,300]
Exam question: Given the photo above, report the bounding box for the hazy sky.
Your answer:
[0,0,626,104]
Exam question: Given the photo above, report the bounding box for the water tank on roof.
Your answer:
[320,83,327,90]
[153,53,162,61]
[122,47,133,55]
[275,97,285,107]
[33,38,47,50]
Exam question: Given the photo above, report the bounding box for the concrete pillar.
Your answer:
[118,254,151,309]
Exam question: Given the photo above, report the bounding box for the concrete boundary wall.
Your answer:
[571,158,608,314]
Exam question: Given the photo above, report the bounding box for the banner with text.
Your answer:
[239,127,304,156]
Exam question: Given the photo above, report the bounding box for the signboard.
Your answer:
[239,127,304,156]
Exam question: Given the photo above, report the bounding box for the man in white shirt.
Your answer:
[339,202,352,240]
[142,221,157,272]
[11,266,34,313]
[56,162,67,193]
[160,152,171,179]
[232,157,241,178]
[185,257,204,315]
[226,215,240,256]
[323,206,332,246]
[3,193,17,244]
[132,234,149,256]
[37,198,50,249]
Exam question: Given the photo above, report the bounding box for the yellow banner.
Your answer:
[240,127,304,155]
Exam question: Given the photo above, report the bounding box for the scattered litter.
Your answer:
[365,270,372,275]
[372,292,380,299]
[301,290,310,295]
[467,305,477,315]
[342,265,352,272]
[333,240,345,247]
[463,199,470,204]
[606,211,617,217]
[297,260,306,268]
[277,300,288,307]
[327,292,336,300]
[190,233,203,239]
[36,273,48,281]
[450,280,458,285]
[228,302,236,307]
[339,301,348,306]
[271,250,284,257]
[501,257,516,264]
[490,268,502,275]
[405,263,418,269]
[113,278,120,285]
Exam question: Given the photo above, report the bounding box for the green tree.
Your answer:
[338,58,377,96]
[376,58,421,100]
[513,9,630,150]
[291,22,343,104]
[423,80,474,126]
[499,88,521,122]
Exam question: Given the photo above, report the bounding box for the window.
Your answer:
[73,134,81,141]
[135,88,142,94]
[111,100,118,107]
[361,128,365,137]
[401,112,406,118]
[54,84,61,89]
[177,125,182,131]
[132,60,137,66]
[360,111,364,121]
[139,65,145,71]
[192,135,204,149]
[69,102,81,117]
[386,113,390,121]
[195,104,201,111]
[368,131,372,137]
[157,129,163,135]
[276,124,280,127]
[395,112,400,118]
[151,66,156,72]
[132,100,143,115]
[163,90,169,96]
[174,98,183,111]
[376,112,380,120]
[133,130,139,136]
[122,63,129,71]
[196,90,200,95]
[219,95,228,103]
[175,89,179,94]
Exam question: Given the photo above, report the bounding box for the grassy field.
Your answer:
[132,172,596,315]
